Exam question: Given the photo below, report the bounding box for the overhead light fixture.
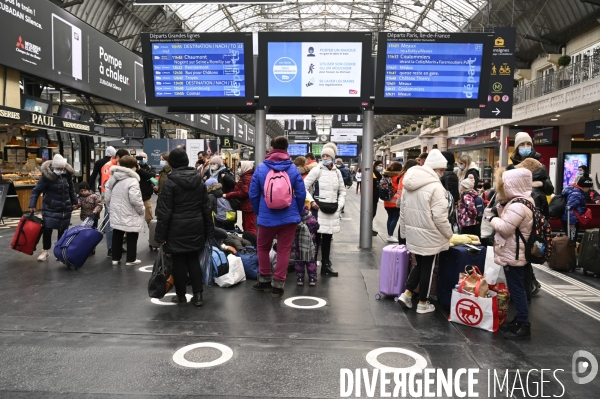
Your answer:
[551,118,558,121]
[555,114,560,117]
[5,136,20,147]
[27,139,40,148]
[255,18,283,23]
[514,124,519,126]
[65,99,77,103]
[47,140,58,149]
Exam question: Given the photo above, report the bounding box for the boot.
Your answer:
[170,295,187,304]
[321,261,338,276]
[37,250,50,261]
[309,276,317,286]
[503,321,531,340]
[499,317,518,333]
[296,274,304,286]
[190,293,203,307]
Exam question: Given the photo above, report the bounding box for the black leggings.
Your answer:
[112,229,139,262]
[318,233,333,263]
[405,254,437,300]
[356,181,361,192]
[172,251,203,297]
[43,228,64,250]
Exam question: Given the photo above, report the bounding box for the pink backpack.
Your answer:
[264,168,293,209]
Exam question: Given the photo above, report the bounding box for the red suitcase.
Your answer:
[11,213,43,255]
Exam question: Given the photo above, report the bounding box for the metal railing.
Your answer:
[448,109,481,127]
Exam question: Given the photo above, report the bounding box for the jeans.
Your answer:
[405,254,437,300]
[504,265,529,323]
[104,206,113,250]
[111,229,139,262]
[385,207,400,237]
[257,223,297,282]
[172,251,202,297]
[43,228,64,250]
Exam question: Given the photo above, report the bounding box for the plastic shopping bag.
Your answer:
[484,247,506,285]
[214,254,246,287]
[199,239,214,287]
[449,289,499,332]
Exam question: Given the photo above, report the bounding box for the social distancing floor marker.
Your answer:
[138,265,153,272]
[533,264,600,322]
[365,348,428,373]
[151,293,193,305]
[172,342,233,368]
[284,296,327,309]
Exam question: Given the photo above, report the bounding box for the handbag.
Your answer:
[458,265,489,298]
[449,289,499,332]
[575,208,593,228]
[480,193,497,239]
[10,212,43,256]
[147,247,174,299]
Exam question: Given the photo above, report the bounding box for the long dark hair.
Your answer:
[399,159,418,179]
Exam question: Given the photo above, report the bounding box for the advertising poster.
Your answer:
[563,154,590,189]
[186,139,204,167]
[233,116,247,143]
[246,125,255,146]
[331,114,363,129]
[218,114,234,136]
[168,139,186,152]
[268,42,362,97]
[143,139,168,168]
[204,139,219,156]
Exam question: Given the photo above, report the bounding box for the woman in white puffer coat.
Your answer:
[304,143,346,277]
[398,149,453,315]
[105,155,145,266]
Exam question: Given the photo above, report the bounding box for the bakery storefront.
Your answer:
[447,129,500,187]
[0,105,96,214]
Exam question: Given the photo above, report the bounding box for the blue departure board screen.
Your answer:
[384,42,483,99]
[151,42,246,98]
[288,143,308,156]
[337,144,358,157]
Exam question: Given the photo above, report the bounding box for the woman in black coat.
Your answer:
[155,149,214,307]
[372,160,383,236]
[28,154,77,261]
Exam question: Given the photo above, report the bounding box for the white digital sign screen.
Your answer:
[267,42,362,97]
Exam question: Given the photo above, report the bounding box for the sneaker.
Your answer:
[531,280,541,297]
[112,260,120,265]
[171,295,187,304]
[251,281,272,292]
[387,236,399,243]
[309,276,317,286]
[37,250,50,261]
[416,301,435,314]
[126,260,142,266]
[107,249,112,258]
[190,293,203,307]
[503,321,531,340]
[272,287,284,298]
[296,275,304,286]
[398,293,413,309]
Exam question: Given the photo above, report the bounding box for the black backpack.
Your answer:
[548,194,567,218]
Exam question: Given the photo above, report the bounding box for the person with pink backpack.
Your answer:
[248,136,307,298]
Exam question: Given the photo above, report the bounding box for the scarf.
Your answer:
[210,165,226,179]
[295,221,315,262]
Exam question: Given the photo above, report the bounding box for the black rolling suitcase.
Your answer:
[578,229,600,276]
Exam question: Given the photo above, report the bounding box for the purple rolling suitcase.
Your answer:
[376,244,410,301]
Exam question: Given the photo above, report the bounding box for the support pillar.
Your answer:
[359,109,374,249]
[499,125,510,167]
[255,108,267,164]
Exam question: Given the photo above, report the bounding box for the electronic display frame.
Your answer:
[337,143,359,157]
[375,32,494,113]
[258,31,372,113]
[21,95,53,115]
[57,104,85,121]
[561,153,590,189]
[141,32,255,110]
[288,143,309,157]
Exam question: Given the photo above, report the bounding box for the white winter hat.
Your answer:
[514,132,532,149]
[105,146,116,157]
[321,142,338,159]
[423,149,447,170]
[52,154,67,169]
[461,175,475,191]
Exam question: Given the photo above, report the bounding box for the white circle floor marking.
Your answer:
[365,347,428,373]
[138,265,153,272]
[173,342,233,368]
[284,296,327,309]
[151,293,193,306]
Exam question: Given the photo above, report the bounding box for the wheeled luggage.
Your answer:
[53,218,103,269]
[548,211,576,271]
[578,229,600,276]
[437,244,486,306]
[148,219,159,250]
[376,244,410,301]
[10,212,43,255]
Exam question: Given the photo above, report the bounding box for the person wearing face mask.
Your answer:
[29,154,78,261]
[304,143,346,277]
[372,160,384,236]
[208,155,235,194]
[577,165,600,204]
[100,148,130,258]
[398,149,453,314]
[135,152,157,226]
[223,161,256,234]
[561,175,591,245]
[456,154,480,190]
[508,132,554,197]
[157,152,171,196]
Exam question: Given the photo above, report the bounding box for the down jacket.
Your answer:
[458,189,479,227]
[489,168,534,267]
[304,163,347,235]
[515,158,553,217]
[399,165,452,255]
[155,167,214,254]
[225,169,253,212]
[105,166,145,233]
[382,170,402,208]
[249,149,306,228]
[561,185,587,224]
[28,161,77,231]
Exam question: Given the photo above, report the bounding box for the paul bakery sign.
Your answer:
[0,105,94,133]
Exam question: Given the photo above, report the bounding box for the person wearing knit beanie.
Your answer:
[168,148,189,169]
[210,155,223,167]
[460,175,475,193]
[52,154,67,169]
[511,132,538,167]
[321,142,338,159]
[105,146,116,158]
[423,149,447,171]
[205,178,218,187]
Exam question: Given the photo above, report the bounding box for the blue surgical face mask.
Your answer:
[577,171,584,177]
[140,158,147,165]
[518,147,532,157]
[160,160,167,167]
[322,159,333,166]
[377,166,383,172]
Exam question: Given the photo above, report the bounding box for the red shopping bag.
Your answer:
[10,213,43,255]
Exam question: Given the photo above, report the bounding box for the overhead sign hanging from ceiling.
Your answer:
[0,105,95,134]
[135,0,283,3]
[375,32,494,114]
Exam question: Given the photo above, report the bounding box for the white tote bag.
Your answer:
[483,247,506,285]
[480,193,497,239]
[214,254,247,287]
[449,289,499,332]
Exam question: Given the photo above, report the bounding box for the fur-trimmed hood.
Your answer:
[382,170,402,177]
[296,165,311,175]
[109,165,141,182]
[207,182,223,193]
[40,160,74,181]
[495,167,507,202]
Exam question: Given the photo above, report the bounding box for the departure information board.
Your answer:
[384,42,484,99]
[337,144,358,157]
[151,42,246,98]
